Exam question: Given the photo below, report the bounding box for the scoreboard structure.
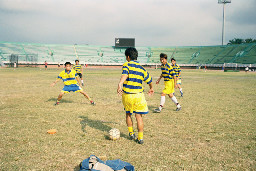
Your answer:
[115,38,135,48]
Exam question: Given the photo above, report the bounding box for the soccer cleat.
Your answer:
[82,83,84,86]
[154,108,161,113]
[136,139,144,144]
[54,102,59,106]
[90,101,96,106]
[176,104,181,111]
[129,132,136,140]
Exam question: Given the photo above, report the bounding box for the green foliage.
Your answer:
[228,38,256,45]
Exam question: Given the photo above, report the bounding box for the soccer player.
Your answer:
[44,61,48,70]
[51,62,95,105]
[117,47,154,144]
[73,60,84,86]
[154,53,181,112]
[171,58,183,97]
[57,62,61,70]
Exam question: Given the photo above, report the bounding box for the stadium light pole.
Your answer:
[73,44,79,60]
[218,0,231,46]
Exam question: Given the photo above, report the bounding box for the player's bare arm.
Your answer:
[156,75,163,84]
[76,77,82,87]
[117,74,128,95]
[148,82,154,96]
[174,76,178,89]
[51,79,60,87]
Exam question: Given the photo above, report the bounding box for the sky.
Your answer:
[0,0,255,46]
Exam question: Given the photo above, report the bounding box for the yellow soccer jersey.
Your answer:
[57,69,78,85]
[122,60,152,94]
[161,62,176,81]
[73,64,82,73]
[173,64,181,80]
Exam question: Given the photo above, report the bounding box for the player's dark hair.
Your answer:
[160,53,167,59]
[171,58,176,61]
[65,62,72,66]
[75,59,79,62]
[125,47,138,60]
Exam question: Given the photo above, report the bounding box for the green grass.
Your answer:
[0,67,255,170]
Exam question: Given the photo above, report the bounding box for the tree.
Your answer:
[227,38,256,45]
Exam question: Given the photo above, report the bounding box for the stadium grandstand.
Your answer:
[0,42,255,70]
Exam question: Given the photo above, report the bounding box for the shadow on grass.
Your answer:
[148,104,178,112]
[74,164,80,171]
[148,105,157,112]
[79,116,129,140]
[47,97,73,103]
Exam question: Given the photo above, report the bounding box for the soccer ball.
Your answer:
[109,128,120,140]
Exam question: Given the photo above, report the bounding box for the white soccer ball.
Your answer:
[109,128,120,140]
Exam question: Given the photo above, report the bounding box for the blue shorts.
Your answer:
[61,84,82,94]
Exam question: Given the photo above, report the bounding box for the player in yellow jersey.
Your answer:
[154,53,181,112]
[51,62,95,105]
[73,60,84,86]
[117,47,154,144]
[171,58,183,97]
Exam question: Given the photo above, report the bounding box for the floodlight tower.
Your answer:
[218,0,231,45]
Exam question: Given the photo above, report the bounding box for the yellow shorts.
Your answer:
[122,92,148,114]
[177,79,181,85]
[162,80,174,94]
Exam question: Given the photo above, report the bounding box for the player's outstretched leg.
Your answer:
[135,114,144,144]
[55,92,64,105]
[178,84,183,97]
[81,78,84,86]
[168,93,181,111]
[80,91,95,105]
[126,113,136,140]
[154,93,166,113]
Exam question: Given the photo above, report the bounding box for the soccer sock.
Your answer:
[138,132,143,140]
[128,127,134,135]
[179,88,183,93]
[81,80,84,84]
[159,96,165,110]
[171,96,179,105]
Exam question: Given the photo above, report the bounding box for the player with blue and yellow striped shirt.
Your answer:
[51,62,95,105]
[73,60,84,86]
[171,58,183,97]
[154,53,181,113]
[117,47,154,144]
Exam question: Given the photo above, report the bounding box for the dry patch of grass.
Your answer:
[0,68,255,170]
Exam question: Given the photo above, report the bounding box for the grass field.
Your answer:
[0,67,255,170]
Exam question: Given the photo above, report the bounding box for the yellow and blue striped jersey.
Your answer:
[172,64,181,79]
[122,60,152,94]
[161,62,176,81]
[57,69,78,85]
[73,64,82,73]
